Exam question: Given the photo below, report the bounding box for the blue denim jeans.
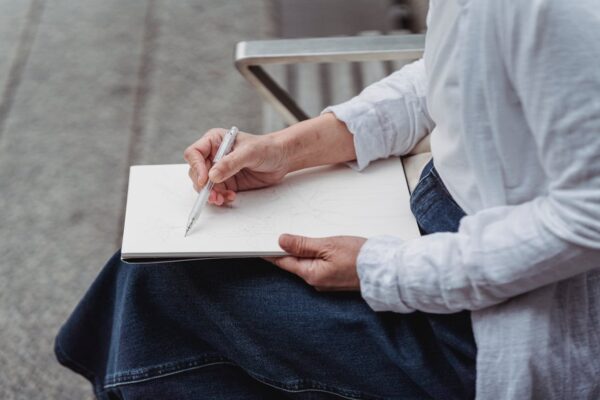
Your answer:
[55,160,476,399]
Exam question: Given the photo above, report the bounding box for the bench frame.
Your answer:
[234,34,426,125]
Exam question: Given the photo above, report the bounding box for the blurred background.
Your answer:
[0,1,427,398]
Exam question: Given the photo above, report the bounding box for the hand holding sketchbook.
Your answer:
[121,157,420,263]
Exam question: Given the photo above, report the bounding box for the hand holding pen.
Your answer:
[183,126,291,235]
[185,126,239,235]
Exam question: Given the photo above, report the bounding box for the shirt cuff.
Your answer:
[356,235,414,313]
[322,99,386,171]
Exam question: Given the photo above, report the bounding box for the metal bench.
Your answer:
[234,33,432,192]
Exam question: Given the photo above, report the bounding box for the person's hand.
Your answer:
[267,234,367,291]
[184,128,289,205]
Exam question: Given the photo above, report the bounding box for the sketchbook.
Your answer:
[121,157,420,263]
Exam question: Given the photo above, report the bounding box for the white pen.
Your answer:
[184,126,239,237]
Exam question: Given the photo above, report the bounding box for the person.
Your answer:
[55,0,600,399]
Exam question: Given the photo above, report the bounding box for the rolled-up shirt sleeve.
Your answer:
[323,58,434,170]
[356,0,600,314]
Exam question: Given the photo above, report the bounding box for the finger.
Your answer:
[213,187,236,203]
[270,256,309,278]
[273,256,325,287]
[188,168,198,191]
[188,167,204,191]
[278,234,325,258]
[184,146,209,187]
[208,144,256,184]
[184,129,223,162]
[207,189,231,206]
[213,184,234,196]
[208,190,217,204]
[184,129,224,187]
[198,159,210,188]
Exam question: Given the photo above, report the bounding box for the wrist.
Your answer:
[270,113,356,172]
[267,130,296,174]
[268,122,313,173]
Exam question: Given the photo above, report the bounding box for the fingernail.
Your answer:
[279,234,292,247]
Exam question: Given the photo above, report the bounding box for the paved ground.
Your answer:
[0,1,272,398]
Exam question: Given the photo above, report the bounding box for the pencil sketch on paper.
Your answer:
[121,158,419,260]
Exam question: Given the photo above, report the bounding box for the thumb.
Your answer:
[209,147,254,183]
[279,234,323,258]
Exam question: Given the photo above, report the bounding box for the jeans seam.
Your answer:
[104,354,230,386]
[103,361,237,389]
[103,355,385,400]
[244,368,383,400]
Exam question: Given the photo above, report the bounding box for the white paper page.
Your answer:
[121,157,420,261]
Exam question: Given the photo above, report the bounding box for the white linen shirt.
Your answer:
[324,0,600,398]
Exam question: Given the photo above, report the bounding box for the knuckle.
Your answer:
[323,238,336,250]
[321,240,337,256]
[207,128,224,138]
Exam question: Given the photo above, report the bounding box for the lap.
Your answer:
[56,161,475,399]
[57,252,475,400]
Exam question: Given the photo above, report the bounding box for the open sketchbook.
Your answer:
[121,157,420,263]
